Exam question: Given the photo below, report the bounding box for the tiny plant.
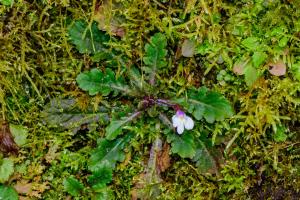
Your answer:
[69,19,234,197]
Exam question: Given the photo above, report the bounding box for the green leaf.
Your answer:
[241,37,259,51]
[41,98,109,133]
[196,40,212,55]
[192,138,218,174]
[9,124,28,146]
[127,67,150,93]
[167,133,196,158]
[292,62,300,81]
[105,120,125,140]
[143,33,167,83]
[91,51,114,62]
[184,87,234,123]
[93,188,114,200]
[63,177,84,196]
[88,162,113,190]
[76,68,127,96]
[69,20,127,70]
[0,185,18,200]
[273,126,288,142]
[279,36,289,48]
[89,134,132,172]
[91,48,128,70]
[244,63,259,86]
[0,0,13,6]
[270,26,287,37]
[0,158,14,183]
[106,111,141,140]
[68,20,110,54]
[252,51,267,68]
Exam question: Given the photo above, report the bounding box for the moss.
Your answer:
[0,0,299,199]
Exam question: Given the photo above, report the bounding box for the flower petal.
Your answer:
[176,123,185,134]
[172,115,180,127]
[184,116,194,130]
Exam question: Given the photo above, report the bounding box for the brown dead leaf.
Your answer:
[19,197,31,200]
[233,60,247,75]
[268,60,286,76]
[233,65,244,75]
[14,180,32,194]
[131,189,138,200]
[181,39,196,57]
[131,138,163,200]
[157,143,171,173]
[94,0,125,37]
[0,121,19,154]
[14,180,49,199]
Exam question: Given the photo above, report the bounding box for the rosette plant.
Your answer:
[67,19,234,197]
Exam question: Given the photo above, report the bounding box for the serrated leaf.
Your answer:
[244,63,259,86]
[192,139,218,174]
[88,162,113,190]
[252,51,267,68]
[167,133,196,158]
[41,98,109,133]
[69,20,127,70]
[184,87,234,123]
[106,111,141,140]
[76,68,127,96]
[0,185,18,200]
[63,177,84,196]
[143,33,167,84]
[89,134,132,172]
[9,124,28,146]
[241,37,259,51]
[0,158,14,183]
[68,20,110,54]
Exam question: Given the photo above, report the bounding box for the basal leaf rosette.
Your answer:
[142,33,168,84]
[68,20,110,54]
[178,87,234,123]
[76,68,129,96]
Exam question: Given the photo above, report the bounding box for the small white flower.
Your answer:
[172,110,194,134]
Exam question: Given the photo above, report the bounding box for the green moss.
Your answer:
[0,0,299,199]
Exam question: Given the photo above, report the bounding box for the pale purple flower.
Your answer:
[172,110,194,134]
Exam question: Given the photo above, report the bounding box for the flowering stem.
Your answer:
[155,99,175,107]
[128,111,143,121]
[140,96,181,111]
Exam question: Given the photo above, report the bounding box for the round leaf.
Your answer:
[0,185,18,200]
